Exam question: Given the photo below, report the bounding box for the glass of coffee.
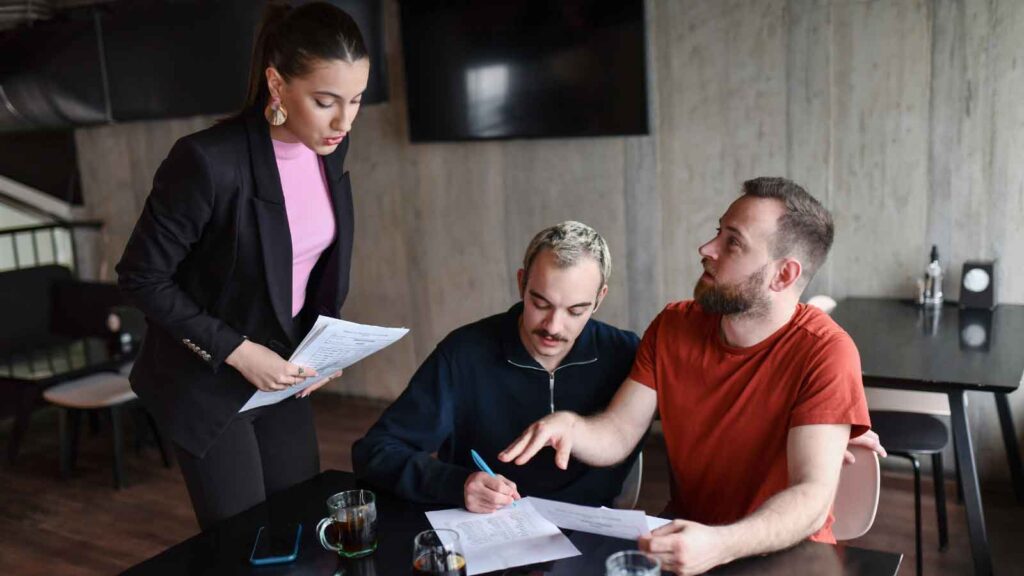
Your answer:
[412,529,467,576]
[605,550,661,576]
[317,489,378,558]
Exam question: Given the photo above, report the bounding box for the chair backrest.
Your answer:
[51,279,125,338]
[865,388,950,416]
[832,444,880,540]
[0,264,73,352]
[612,451,643,510]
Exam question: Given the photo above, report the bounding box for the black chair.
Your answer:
[869,409,950,576]
[0,265,132,463]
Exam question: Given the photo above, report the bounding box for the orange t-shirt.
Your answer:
[629,301,870,543]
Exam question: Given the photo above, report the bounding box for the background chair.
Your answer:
[42,372,170,489]
[867,391,950,576]
[833,444,881,540]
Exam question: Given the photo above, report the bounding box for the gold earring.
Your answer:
[265,97,287,126]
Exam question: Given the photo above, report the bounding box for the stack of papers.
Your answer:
[426,499,580,575]
[425,497,671,575]
[239,316,408,412]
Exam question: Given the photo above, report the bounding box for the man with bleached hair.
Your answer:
[353,221,643,512]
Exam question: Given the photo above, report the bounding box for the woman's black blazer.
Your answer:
[116,108,354,457]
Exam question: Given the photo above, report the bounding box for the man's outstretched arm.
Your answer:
[639,423,850,575]
[499,378,658,469]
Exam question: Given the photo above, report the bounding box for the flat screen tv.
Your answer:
[399,0,648,142]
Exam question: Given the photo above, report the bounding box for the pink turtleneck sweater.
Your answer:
[272,138,336,317]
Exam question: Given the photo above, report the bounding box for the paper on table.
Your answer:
[239,316,408,412]
[424,499,581,575]
[527,497,651,540]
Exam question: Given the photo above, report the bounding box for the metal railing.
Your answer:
[0,221,102,274]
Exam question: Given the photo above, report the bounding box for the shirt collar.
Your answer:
[500,301,599,370]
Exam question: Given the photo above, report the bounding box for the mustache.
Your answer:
[533,330,568,342]
[701,258,715,276]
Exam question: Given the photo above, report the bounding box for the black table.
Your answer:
[122,470,902,575]
[832,298,1024,576]
[0,336,130,463]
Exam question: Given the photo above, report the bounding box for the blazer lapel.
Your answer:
[316,135,353,316]
[244,111,295,343]
[323,135,348,238]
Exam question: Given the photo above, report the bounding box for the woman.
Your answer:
[116,2,369,528]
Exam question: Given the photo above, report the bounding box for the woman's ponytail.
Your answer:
[243,2,292,109]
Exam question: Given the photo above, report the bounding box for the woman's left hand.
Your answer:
[297,370,343,398]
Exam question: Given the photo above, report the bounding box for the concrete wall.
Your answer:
[76,0,1024,482]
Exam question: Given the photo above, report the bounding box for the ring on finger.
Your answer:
[297,366,304,376]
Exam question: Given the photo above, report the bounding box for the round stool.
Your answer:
[43,372,167,489]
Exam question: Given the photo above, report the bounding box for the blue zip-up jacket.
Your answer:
[352,302,642,507]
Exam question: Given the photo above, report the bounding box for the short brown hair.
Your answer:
[741,177,834,285]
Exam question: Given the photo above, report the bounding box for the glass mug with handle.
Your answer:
[317,489,378,558]
[605,550,661,576]
[412,529,467,576]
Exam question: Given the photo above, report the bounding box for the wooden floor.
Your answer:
[2,394,1022,575]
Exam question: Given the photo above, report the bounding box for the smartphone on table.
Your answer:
[250,522,302,565]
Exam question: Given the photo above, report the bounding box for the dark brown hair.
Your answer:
[741,177,834,285]
[244,1,368,109]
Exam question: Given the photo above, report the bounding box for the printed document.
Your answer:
[647,515,672,531]
[239,316,408,412]
[529,497,651,540]
[424,499,581,575]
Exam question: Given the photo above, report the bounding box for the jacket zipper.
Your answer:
[507,357,599,414]
[548,373,555,414]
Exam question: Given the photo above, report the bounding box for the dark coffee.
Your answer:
[326,516,377,555]
[412,552,467,576]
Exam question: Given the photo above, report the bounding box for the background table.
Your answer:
[122,470,902,575]
[832,298,1024,576]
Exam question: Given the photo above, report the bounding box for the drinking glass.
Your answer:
[605,550,661,576]
[412,529,467,576]
[317,489,378,557]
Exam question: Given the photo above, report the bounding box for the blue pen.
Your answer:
[470,449,517,507]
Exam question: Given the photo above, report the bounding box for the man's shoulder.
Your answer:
[790,304,854,346]
[782,305,861,373]
[586,317,641,356]
[436,310,508,354]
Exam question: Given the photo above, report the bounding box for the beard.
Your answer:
[694,262,771,317]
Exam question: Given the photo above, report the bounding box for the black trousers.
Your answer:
[174,396,320,530]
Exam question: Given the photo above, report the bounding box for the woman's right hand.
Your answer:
[224,339,317,391]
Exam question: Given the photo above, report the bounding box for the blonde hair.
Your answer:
[522,221,611,288]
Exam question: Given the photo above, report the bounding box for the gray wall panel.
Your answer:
[74,0,1024,482]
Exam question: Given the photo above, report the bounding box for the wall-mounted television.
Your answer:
[399,0,648,142]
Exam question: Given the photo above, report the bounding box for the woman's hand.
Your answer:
[297,370,343,398]
[225,339,317,392]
